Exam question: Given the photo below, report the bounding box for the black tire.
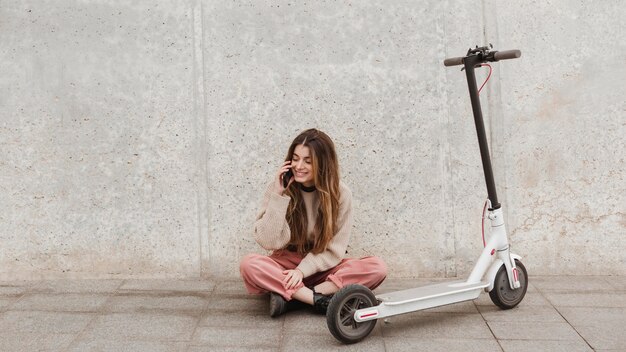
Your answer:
[489,259,528,309]
[326,284,378,344]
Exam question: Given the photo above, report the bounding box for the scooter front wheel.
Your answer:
[490,259,528,309]
[326,284,378,344]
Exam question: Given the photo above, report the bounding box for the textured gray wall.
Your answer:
[1,0,624,279]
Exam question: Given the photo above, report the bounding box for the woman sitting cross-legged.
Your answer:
[240,128,387,317]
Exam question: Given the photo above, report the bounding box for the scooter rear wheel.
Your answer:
[326,284,378,344]
[489,259,528,309]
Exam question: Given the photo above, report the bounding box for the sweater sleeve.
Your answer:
[252,181,292,250]
[296,183,353,278]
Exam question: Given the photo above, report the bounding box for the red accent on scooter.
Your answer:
[360,312,378,319]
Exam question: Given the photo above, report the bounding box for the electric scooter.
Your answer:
[325,45,528,344]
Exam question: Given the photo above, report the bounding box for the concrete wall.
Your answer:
[1,0,624,279]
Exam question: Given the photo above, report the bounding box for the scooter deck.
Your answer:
[376,280,489,306]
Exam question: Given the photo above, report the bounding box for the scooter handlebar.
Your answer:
[443,49,521,66]
[493,49,521,61]
[443,56,464,67]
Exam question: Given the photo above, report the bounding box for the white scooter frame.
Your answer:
[325,46,528,344]
[353,207,520,323]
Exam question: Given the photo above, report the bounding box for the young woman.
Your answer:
[240,128,387,317]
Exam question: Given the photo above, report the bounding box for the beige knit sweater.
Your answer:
[253,181,353,278]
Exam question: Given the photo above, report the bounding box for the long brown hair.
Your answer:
[284,129,340,255]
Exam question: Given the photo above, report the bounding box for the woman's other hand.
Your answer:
[282,269,303,289]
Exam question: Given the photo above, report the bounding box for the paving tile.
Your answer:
[119,279,214,293]
[199,310,283,328]
[0,280,40,288]
[10,293,110,312]
[66,339,188,352]
[0,279,34,284]
[604,275,626,291]
[487,321,581,340]
[0,297,16,311]
[477,304,566,322]
[0,332,76,351]
[557,307,626,325]
[499,339,593,352]
[205,294,267,313]
[34,279,123,293]
[80,313,197,341]
[283,332,385,351]
[570,322,626,350]
[531,276,614,292]
[0,286,29,296]
[422,300,478,313]
[187,347,278,352]
[544,292,626,308]
[104,293,207,316]
[380,312,493,339]
[525,281,539,292]
[284,309,328,335]
[0,311,94,333]
[210,280,250,295]
[384,338,501,352]
[191,326,281,348]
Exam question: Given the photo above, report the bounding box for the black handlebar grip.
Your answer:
[494,50,521,61]
[443,56,464,66]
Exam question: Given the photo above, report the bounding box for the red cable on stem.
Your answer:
[478,64,492,95]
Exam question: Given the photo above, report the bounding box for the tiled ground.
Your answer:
[0,276,624,351]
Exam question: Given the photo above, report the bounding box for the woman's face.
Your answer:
[292,144,314,187]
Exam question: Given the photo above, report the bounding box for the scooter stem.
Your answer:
[463,54,500,209]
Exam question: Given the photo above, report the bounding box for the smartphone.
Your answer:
[282,169,294,188]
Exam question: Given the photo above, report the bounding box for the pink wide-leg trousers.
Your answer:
[240,250,387,301]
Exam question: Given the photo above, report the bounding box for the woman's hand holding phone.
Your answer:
[276,161,294,194]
